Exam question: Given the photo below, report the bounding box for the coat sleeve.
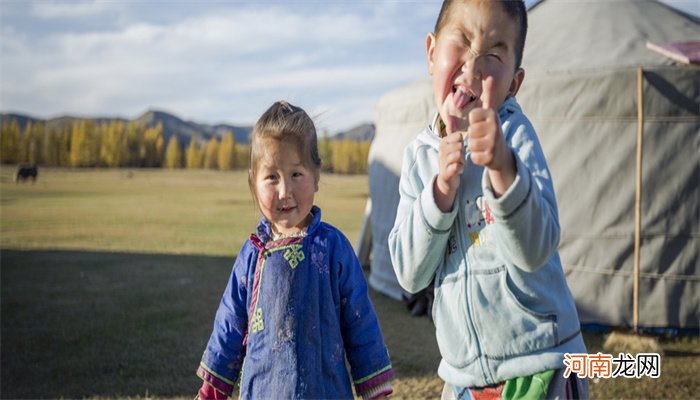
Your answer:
[482,119,561,272]
[334,230,394,396]
[197,243,255,396]
[388,142,458,293]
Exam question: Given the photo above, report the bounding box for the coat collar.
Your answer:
[253,205,322,245]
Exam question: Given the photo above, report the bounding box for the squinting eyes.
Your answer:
[262,172,305,180]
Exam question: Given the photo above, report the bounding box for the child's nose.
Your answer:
[278,179,292,199]
[460,56,482,83]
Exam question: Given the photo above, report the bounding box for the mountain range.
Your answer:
[0,110,375,144]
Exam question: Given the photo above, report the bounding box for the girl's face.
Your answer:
[253,138,317,235]
[427,0,524,133]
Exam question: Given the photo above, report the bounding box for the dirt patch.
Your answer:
[368,287,444,397]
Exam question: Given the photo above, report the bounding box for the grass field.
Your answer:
[0,167,368,257]
[1,167,698,399]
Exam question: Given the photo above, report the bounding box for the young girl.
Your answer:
[196,101,393,400]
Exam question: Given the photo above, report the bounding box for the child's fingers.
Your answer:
[450,160,465,176]
[439,131,464,150]
[482,76,495,110]
[468,111,489,138]
[444,114,455,135]
[442,144,465,167]
[446,148,465,166]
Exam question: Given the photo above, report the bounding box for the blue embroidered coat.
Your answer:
[198,206,393,399]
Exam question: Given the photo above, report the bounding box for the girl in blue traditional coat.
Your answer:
[196,101,394,400]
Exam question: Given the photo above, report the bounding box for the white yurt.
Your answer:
[361,0,699,330]
[360,79,435,300]
[518,0,699,330]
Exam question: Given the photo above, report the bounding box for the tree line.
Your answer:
[0,118,371,174]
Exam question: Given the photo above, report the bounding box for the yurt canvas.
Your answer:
[517,0,699,330]
[362,79,434,300]
[362,0,699,330]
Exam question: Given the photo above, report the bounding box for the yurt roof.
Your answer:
[524,0,700,74]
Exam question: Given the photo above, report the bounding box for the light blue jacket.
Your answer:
[388,97,586,388]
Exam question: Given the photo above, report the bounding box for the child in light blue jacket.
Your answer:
[388,1,588,398]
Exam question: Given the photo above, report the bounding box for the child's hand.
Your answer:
[468,76,516,196]
[435,125,465,212]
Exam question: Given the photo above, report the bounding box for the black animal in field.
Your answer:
[15,164,38,183]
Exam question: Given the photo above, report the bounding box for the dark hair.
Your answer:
[248,101,321,202]
[434,0,528,69]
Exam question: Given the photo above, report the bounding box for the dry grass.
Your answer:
[603,331,665,355]
[0,167,368,256]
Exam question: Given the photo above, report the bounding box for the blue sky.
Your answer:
[1,0,698,134]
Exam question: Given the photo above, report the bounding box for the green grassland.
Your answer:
[1,167,698,399]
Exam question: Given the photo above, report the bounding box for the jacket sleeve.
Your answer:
[334,231,394,397]
[482,120,561,272]
[388,143,458,293]
[197,243,255,396]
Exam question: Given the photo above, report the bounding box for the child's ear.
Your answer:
[426,32,437,76]
[509,68,525,97]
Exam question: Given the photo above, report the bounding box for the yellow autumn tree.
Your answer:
[319,130,333,172]
[204,137,219,170]
[125,122,143,167]
[141,122,164,167]
[19,121,33,163]
[100,120,128,167]
[186,138,200,169]
[218,132,236,171]
[1,118,20,164]
[164,135,182,169]
[70,119,98,167]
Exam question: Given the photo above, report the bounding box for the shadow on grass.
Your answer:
[3,249,699,399]
[1,249,234,399]
[1,249,444,399]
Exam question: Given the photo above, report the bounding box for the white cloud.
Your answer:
[42,6,393,63]
[228,64,422,93]
[1,2,431,131]
[31,0,122,18]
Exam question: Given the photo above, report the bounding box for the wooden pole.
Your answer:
[633,67,644,333]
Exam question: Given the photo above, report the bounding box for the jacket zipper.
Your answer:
[457,195,495,385]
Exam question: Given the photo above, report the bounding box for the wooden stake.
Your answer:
[633,67,644,333]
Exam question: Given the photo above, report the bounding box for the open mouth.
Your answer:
[278,205,296,213]
[452,86,478,110]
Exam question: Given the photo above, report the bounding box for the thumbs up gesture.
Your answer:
[434,113,466,212]
[468,76,516,196]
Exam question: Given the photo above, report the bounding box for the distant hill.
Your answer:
[1,110,253,145]
[132,110,252,145]
[0,113,44,130]
[333,122,375,142]
[1,110,375,144]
